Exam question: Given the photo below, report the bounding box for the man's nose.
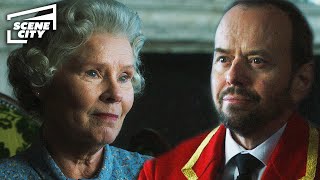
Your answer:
[225,58,250,86]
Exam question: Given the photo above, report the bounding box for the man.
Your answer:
[139,0,319,179]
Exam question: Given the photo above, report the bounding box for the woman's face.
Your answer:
[42,33,135,145]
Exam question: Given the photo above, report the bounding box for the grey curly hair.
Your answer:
[7,0,145,118]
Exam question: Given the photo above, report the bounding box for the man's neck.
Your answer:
[231,110,293,150]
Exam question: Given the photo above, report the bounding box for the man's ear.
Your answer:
[290,62,314,104]
[32,87,45,101]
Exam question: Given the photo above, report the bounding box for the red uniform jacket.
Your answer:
[139,113,320,179]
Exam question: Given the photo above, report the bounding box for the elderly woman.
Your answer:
[0,0,151,179]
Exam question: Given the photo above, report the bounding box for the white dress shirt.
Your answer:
[221,125,286,180]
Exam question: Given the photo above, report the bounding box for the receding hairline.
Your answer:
[220,0,313,69]
[224,0,298,14]
[224,3,291,21]
[221,1,296,32]
[216,3,293,39]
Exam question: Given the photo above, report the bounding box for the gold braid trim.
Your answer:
[181,127,219,180]
[299,124,319,180]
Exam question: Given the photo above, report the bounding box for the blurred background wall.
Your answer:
[0,0,320,151]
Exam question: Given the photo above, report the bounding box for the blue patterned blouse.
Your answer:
[0,139,152,180]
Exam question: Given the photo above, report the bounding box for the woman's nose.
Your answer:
[100,81,123,103]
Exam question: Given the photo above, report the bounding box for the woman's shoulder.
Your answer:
[0,154,40,179]
[101,145,152,179]
[108,145,153,163]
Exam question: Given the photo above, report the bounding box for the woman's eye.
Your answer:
[85,70,99,78]
[119,74,131,83]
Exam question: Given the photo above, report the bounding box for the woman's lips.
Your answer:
[92,113,119,121]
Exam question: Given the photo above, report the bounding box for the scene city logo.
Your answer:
[6,4,56,44]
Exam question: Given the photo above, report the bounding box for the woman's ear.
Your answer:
[290,62,314,104]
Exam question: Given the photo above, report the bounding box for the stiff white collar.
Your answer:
[224,124,286,166]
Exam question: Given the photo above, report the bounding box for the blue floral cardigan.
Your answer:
[0,138,151,180]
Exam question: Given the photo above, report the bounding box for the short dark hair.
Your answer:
[224,0,313,69]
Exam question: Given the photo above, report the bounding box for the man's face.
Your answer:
[211,5,295,136]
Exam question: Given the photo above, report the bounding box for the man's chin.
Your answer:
[221,109,251,120]
[223,122,253,137]
[219,112,260,136]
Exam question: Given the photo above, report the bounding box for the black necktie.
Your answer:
[235,153,263,180]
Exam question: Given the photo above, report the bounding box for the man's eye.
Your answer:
[85,70,99,78]
[252,58,265,64]
[217,56,228,63]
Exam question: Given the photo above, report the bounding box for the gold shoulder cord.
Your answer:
[181,127,219,180]
[299,124,319,180]
[182,124,319,180]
